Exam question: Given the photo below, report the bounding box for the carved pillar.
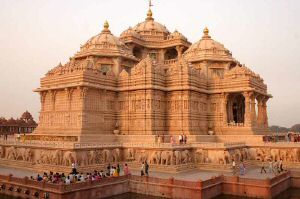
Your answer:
[65,88,74,111]
[221,93,228,126]
[262,97,269,128]
[243,92,251,127]
[250,92,258,127]
[256,95,264,127]
[176,46,184,60]
[159,49,166,63]
[40,91,47,111]
[49,90,57,111]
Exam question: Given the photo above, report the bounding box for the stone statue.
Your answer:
[181,150,190,164]
[150,151,161,164]
[112,148,121,163]
[5,146,16,160]
[160,151,173,165]
[88,150,96,165]
[0,146,4,158]
[103,149,112,163]
[136,150,148,163]
[125,148,135,161]
[270,149,280,161]
[174,150,182,165]
[62,151,77,166]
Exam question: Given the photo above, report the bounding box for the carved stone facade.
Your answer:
[33,9,271,139]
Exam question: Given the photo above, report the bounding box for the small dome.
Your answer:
[76,21,136,60]
[184,27,233,62]
[132,9,170,38]
[168,30,187,41]
[120,27,141,39]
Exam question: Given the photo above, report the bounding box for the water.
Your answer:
[213,188,300,199]
[104,193,166,199]
[1,189,300,199]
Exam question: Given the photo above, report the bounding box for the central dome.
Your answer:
[132,9,170,37]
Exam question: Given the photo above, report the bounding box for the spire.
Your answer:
[202,27,211,39]
[102,20,111,33]
[146,0,154,20]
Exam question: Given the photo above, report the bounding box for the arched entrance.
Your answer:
[164,48,178,60]
[227,93,245,124]
[133,46,143,59]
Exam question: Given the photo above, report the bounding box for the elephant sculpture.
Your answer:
[270,149,280,161]
[160,151,173,165]
[0,146,4,158]
[87,150,96,165]
[77,151,89,166]
[103,149,112,163]
[136,150,148,163]
[5,146,16,160]
[150,151,161,164]
[174,150,182,165]
[290,148,300,162]
[181,150,190,164]
[62,151,77,166]
[112,148,121,163]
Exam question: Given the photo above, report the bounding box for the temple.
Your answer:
[34,8,271,141]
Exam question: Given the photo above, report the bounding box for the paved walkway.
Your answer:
[0,165,277,181]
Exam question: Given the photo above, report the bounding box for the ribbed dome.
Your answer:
[184,27,233,62]
[76,21,136,60]
[168,30,187,41]
[120,27,141,38]
[132,9,169,37]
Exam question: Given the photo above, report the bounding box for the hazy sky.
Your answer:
[0,0,299,127]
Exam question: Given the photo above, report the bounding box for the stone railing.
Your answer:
[164,59,178,66]
[0,139,74,149]
[227,122,244,127]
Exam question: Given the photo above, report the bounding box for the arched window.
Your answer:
[164,48,178,60]
[133,47,143,59]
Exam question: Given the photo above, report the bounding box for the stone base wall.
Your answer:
[0,171,298,199]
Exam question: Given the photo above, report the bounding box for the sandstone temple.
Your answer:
[5,6,298,176]
[34,9,271,142]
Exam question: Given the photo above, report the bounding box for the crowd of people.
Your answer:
[29,163,131,185]
[155,134,188,145]
[263,133,300,143]
[260,159,284,175]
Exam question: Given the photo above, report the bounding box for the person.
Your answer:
[279,159,284,172]
[107,163,111,176]
[232,160,236,174]
[170,136,174,145]
[65,176,71,185]
[273,160,279,175]
[71,162,77,174]
[239,162,244,175]
[124,163,130,175]
[268,159,273,173]
[141,162,145,176]
[145,161,149,176]
[37,174,43,181]
[17,133,20,142]
[116,164,121,176]
[183,134,187,144]
[179,134,182,144]
[260,160,266,173]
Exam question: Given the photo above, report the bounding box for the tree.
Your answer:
[290,124,300,132]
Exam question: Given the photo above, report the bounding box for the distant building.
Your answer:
[0,111,37,135]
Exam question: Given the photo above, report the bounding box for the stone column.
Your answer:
[221,93,228,126]
[262,97,269,128]
[243,92,251,127]
[256,96,264,127]
[176,46,184,60]
[250,92,258,127]
[159,49,166,64]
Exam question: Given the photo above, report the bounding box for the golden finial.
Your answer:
[146,0,154,20]
[203,27,211,38]
[103,20,109,30]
